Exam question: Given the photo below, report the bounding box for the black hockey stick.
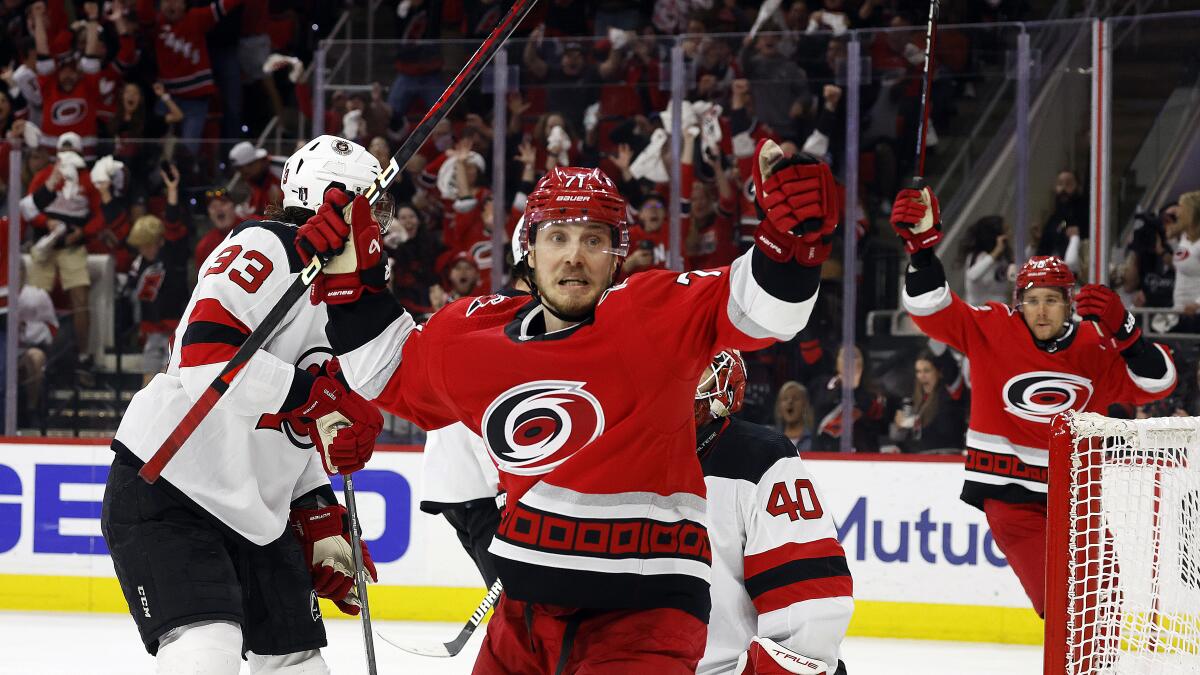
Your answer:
[911,0,940,188]
[139,0,539,483]
[343,474,377,674]
[377,578,504,657]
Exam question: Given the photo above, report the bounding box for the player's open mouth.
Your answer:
[559,279,589,287]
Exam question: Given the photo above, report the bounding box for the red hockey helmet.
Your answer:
[522,167,630,257]
[694,350,748,427]
[1013,255,1076,307]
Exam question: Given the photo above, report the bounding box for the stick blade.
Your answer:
[376,629,471,658]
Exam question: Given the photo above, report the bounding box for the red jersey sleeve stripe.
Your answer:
[188,298,251,334]
[744,537,846,578]
[179,341,239,368]
[750,576,854,615]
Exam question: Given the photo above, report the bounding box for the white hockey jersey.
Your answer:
[113,221,333,545]
[419,422,501,514]
[697,417,853,675]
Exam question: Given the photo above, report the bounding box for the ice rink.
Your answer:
[4,610,1042,674]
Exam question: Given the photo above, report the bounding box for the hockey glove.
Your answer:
[279,359,383,475]
[752,138,840,266]
[735,637,830,675]
[890,187,943,254]
[296,189,388,305]
[289,504,378,615]
[1076,283,1141,350]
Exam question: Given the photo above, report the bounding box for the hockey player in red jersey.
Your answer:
[298,139,839,673]
[102,136,394,674]
[892,187,1177,617]
[694,351,852,675]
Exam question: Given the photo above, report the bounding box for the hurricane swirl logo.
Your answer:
[482,381,605,475]
[1002,371,1094,423]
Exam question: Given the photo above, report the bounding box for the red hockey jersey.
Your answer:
[138,0,242,98]
[331,251,821,620]
[904,277,1176,508]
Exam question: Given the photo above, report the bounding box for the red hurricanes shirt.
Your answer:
[904,278,1176,507]
[139,0,243,98]
[332,251,822,620]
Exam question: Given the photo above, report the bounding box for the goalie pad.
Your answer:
[735,637,830,675]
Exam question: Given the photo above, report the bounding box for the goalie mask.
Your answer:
[694,350,747,428]
[281,135,394,228]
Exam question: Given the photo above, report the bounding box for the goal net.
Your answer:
[1045,411,1200,674]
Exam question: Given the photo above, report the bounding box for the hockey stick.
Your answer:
[342,474,377,674]
[911,0,940,187]
[138,0,539,483]
[377,578,504,657]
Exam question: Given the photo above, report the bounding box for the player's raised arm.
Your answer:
[1075,283,1176,400]
[893,186,991,353]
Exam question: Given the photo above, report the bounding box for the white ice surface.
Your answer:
[2,610,1043,674]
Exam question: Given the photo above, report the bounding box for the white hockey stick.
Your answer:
[377,578,503,657]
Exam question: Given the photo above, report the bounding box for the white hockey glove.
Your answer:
[735,637,831,675]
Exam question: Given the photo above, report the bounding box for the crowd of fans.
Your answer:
[10,0,1192,449]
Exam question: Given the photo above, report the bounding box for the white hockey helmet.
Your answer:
[280,135,382,211]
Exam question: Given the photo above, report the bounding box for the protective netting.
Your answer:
[1059,412,1200,674]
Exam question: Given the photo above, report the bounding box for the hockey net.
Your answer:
[1046,411,1200,674]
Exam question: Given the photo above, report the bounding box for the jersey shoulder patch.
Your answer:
[228,219,304,273]
[702,417,800,482]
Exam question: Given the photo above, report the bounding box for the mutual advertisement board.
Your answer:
[0,441,1043,643]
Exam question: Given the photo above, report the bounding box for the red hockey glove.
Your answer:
[288,504,378,616]
[735,637,830,675]
[297,190,388,305]
[752,138,840,266]
[890,187,943,254]
[278,359,383,474]
[1076,283,1141,350]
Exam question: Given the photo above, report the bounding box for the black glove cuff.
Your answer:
[280,368,317,414]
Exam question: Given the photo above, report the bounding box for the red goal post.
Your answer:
[1045,411,1200,674]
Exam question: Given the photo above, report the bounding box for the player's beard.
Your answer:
[533,260,616,323]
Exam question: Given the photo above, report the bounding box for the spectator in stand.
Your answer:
[31,4,105,157]
[531,111,580,171]
[388,0,442,126]
[0,78,28,135]
[228,141,280,215]
[597,27,664,120]
[16,261,57,429]
[623,192,667,276]
[123,165,189,385]
[341,86,393,146]
[523,26,601,135]
[104,82,182,200]
[194,186,237,266]
[19,132,101,375]
[807,0,853,35]
[961,215,1011,306]
[891,350,968,454]
[813,345,892,452]
[429,249,480,314]
[738,32,809,139]
[1122,208,1174,309]
[136,0,244,155]
[1168,191,1200,326]
[90,154,135,272]
[386,203,443,318]
[1036,169,1088,265]
[684,141,738,271]
[774,380,814,451]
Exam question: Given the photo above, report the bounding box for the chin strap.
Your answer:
[1028,320,1076,353]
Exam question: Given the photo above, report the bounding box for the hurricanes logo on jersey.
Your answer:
[1002,371,1094,423]
[482,381,605,475]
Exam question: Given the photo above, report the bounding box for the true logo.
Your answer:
[482,381,605,475]
[1002,371,1094,423]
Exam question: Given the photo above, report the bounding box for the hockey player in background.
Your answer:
[892,186,1177,617]
[101,136,393,674]
[297,139,839,672]
[694,350,852,675]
